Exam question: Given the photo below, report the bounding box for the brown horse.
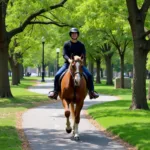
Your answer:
[59,55,87,140]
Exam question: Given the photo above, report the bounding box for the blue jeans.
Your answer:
[54,63,94,92]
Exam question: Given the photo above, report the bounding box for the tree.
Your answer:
[75,0,131,85]
[126,0,150,109]
[101,43,114,85]
[9,37,25,85]
[107,30,131,88]
[0,0,67,98]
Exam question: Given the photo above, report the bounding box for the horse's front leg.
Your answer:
[73,122,79,140]
[73,102,83,140]
[62,99,72,133]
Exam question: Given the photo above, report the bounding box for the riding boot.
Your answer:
[87,81,99,99]
[48,81,59,100]
[48,91,58,100]
[89,91,99,99]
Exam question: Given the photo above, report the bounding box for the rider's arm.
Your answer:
[82,44,86,66]
[63,42,70,63]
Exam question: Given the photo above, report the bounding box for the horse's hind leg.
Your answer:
[62,99,72,133]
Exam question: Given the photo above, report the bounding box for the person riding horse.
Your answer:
[48,27,99,100]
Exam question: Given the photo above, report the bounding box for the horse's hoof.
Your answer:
[74,135,80,141]
[66,128,72,134]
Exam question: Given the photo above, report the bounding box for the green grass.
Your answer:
[88,80,150,150]
[0,77,50,150]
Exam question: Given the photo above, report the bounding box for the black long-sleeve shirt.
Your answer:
[63,40,86,64]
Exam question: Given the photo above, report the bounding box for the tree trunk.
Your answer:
[19,64,24,79]
[0,3,13,97]
[11,65,20,85]
[96,59,101,84]
[130,41,149,109]
[9,57,20,85]
[38,66,41,77]
[120,55,125,88]
[48,62,51,77]
[100,68,103,78]
[105,57,113,85]
[126,0,150,110]
[102,43,114,85]
[0,47,13,97]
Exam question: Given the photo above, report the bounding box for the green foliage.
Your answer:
[74,0,133,67]
[5,0,142,73]
[6,0,70,70]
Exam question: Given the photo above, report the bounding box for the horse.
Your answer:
[58,55,88,140]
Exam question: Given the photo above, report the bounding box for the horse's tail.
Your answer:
[70,102,75,120]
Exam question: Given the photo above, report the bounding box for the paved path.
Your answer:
[22,78,127,150]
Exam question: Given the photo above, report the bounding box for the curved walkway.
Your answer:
[22,78,127,150]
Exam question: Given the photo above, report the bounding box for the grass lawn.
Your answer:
[0,77,51,150]
[88,80,150,150]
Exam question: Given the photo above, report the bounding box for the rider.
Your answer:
[48,27,99,100]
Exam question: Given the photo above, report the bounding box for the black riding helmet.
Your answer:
[69,27,79,37]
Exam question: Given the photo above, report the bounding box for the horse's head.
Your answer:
[69,55,84,86]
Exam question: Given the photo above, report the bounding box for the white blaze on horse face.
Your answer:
[74,62,81,86]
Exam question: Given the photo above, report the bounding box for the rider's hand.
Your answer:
[68,59,73,64]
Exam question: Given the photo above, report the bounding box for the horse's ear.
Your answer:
[81,54,84,60]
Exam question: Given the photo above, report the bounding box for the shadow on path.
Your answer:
[24,127,125,150]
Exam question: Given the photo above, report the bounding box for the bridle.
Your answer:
[69,69,83,80]
[68,58,84,100]
[74,71,83,77]
[69,60,83,79]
